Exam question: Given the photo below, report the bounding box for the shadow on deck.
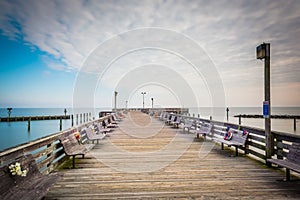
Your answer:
[46,111,300,199]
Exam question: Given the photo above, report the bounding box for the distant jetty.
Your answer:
[234,114,300,119]
[0,115,70,122]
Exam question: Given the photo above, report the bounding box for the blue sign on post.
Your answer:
[263,101,269,118]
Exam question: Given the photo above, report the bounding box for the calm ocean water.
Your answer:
[0,108,110,151]
[0,107,299,151]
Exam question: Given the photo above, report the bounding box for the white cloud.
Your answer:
[0,0,300,107]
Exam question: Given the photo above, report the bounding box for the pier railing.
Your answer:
[172,113,300,163]
[0,115,110,174]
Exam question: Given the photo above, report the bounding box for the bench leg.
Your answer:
[72,155,75,168]
[196,133,199,139]
[221,143,224,150]
[286,168,290,181]
[203,134,206,141]
[235,146,238,156]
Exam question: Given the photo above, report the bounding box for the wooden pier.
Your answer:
[0,115,70,122]
[45,111,300,199]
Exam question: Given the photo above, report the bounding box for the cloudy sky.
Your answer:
[0,0,299,109]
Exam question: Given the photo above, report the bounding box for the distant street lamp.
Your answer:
[141,92,146,109]
[114,91,118,110]
[125,100,128,109]
[151,98,154,109]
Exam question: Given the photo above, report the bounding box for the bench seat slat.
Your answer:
[267,158,300,173]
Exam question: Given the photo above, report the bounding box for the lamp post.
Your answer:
[114,91,118,110]
[151,98,154,109]
[141,92,146,109]
[125,100,128,109]
[257,42,273,162]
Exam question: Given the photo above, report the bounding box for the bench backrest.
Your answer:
[85,126,98,139]
[175,116,181,123]
[229,128,248,145]
[199,122,212,133]
[169,115,175,121]
[0,154,40,195]
[287,143,300,164]
[184,119,194,126]
[60,134,85,155]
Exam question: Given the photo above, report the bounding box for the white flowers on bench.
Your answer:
[9,162,28,177]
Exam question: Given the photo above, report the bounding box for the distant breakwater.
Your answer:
[0,115,70,122]
[234,114,300,119]
[234,114,299,130]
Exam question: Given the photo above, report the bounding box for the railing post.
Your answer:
[71,115,74,127]
[276,137,283,160]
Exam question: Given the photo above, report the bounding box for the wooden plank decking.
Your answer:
[46,111,300,199]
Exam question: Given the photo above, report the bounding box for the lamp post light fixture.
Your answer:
[141,92,146,109]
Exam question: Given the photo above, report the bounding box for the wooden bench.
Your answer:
[195,122,212,141]
[60,134,95,168]
[182,119,195,133]
[105,118,118,128]
[0,154,62,200]
[267,143,300,181]
[95,122,111,135]
[170,116,181,128]
[159,112,168,121]
[166,115,176,125]
[84,126,106,144]
[213,128,249,156]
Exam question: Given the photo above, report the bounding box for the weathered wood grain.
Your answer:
[45,111,300,199]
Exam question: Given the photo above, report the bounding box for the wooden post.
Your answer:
[80,114,82,124]
[239,115,241,125]
[59,117,62,131]
[226,107,229,121]
[76,114,78,125]
[27,118,31,131]
[71,115,74,127]
[264,43,273,161]
[257,42,273,163]
[294,118,297,131]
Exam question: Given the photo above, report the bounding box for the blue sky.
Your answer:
[0,0,300,108]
